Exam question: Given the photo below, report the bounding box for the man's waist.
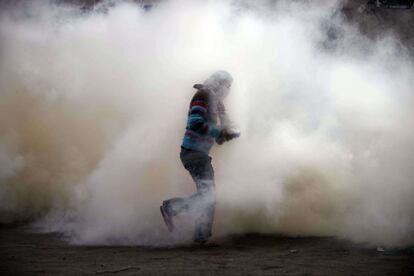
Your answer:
[184,130,215,143]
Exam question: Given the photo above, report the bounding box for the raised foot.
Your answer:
[160,205,174,232]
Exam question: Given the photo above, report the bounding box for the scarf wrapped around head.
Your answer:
[193,71,233,128]
[203,70,233,99]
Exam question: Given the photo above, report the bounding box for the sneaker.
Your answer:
[193,229,209,245]
[160,205,174,232]
[193,236,208,245]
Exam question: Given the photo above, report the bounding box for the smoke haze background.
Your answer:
[0,0,413,247]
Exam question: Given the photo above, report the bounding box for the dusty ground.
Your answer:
[1,225,413,276]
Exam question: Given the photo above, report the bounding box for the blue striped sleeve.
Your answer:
[208,126,221,138]
[187,103,208,131]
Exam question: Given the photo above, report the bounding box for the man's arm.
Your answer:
[217,101,232,129]
[216,100,240,144]
[187,92,221,138]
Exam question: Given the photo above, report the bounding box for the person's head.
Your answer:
[203,70,233,99]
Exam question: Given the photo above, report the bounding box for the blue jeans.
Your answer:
[163,148,216,240]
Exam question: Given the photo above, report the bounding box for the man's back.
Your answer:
[181,87,221,154]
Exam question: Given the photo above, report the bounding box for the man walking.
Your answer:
[160,71,240,244]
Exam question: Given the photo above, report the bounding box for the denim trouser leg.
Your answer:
[164,148,215,240]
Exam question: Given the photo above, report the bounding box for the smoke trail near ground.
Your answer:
[0,0,413,247]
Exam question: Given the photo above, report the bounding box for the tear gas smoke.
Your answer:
[0,0,413,247]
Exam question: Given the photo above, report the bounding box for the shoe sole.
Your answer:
[160,205,174,232]
[193,239,207,245]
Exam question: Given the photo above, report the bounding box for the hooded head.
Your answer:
[203,70,233,99]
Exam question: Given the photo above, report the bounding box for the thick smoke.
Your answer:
[0,0,413,247]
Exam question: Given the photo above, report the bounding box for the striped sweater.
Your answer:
[181,86,225,154]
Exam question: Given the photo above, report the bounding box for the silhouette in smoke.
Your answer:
[160,71,240,244]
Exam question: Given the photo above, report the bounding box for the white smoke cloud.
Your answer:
[0,0,413,247]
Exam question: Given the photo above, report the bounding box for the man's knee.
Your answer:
[197,179,215,194]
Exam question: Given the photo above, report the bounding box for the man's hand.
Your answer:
[224,128,240,140]
[216,127,240,145]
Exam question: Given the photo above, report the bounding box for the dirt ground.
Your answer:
[1,226,413,276]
